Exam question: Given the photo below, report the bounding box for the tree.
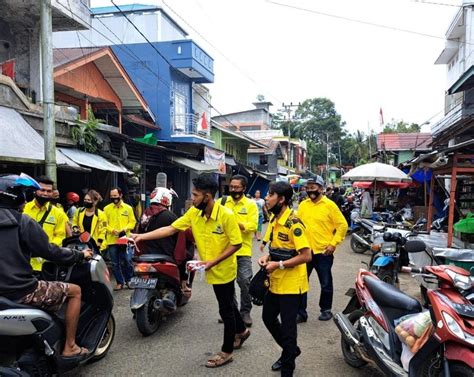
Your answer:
[382,120,420,133]
[71,105,100,153]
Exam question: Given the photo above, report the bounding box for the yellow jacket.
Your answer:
[72,207,108,251]
[103,201,137,245]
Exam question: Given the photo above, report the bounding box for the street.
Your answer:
[68,236,421,377]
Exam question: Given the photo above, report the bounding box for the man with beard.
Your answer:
[296,176,348,322]
[132,174,249,368]
[23,176,68,272]
[217,175,258,327]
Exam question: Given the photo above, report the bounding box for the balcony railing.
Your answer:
[172,113,210,139]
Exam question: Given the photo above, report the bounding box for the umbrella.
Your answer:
[342,162,412,183]
[352,181,418,189]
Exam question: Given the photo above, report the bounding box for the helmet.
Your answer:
[306,175,325,187]
[66,192,80,203]
[0,173,41,209]
[149,187,178,208]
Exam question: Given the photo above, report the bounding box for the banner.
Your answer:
[204,146,226,174]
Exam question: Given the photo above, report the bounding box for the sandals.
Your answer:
[233,329,251,349]
[205,352,233,368]
[62,346,90,359]
[113,284,123,291]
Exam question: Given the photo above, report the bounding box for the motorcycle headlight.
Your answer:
[445,269,473,291]
[442,311,465,341]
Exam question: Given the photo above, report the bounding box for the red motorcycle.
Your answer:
[334,255,474,376]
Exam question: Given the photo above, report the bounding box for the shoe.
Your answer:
[233,329,251,350]
[242,313,253,328]
[296,314,307,324]
[271,347,301,371]
[218,318,224,324]
[113,284,123,291]
[318,311,333,321]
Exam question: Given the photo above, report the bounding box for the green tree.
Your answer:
[382,120,420,133]
[71,105,100,153]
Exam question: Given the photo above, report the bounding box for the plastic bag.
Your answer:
[395,311,433,353]
[400,343,414,372]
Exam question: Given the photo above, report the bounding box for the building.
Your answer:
[212,101,273,131]
[376,133,432,165]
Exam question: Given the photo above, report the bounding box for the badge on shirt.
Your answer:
[294,228,302,237]
[212,225,224,235]
[277,232,289,242]
[238,208,248,215]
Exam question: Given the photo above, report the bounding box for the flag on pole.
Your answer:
[198,112,208,132]
[379,107,384,127]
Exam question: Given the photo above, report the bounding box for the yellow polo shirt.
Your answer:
[72,207,108,251]
[171,204,242,285]
[297,196,348,254]
[23,200,68,271]
[267,207,310,295]
[216,195,258,257]
[103,201,137,245]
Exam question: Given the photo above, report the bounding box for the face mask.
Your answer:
[269,202,283,216]
[50,198,59,204]
[83,202,94,209]
[35,195,49,206]
[230,191,244,200]
[307,190,321,200]
[111,198,120,204]
[195,197,208,212]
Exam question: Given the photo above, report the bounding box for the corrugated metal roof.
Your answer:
[377,133,432,151]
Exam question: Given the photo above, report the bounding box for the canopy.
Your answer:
[352,181,418,189]
[59,148,132,174]
[170,156,217,173]
[342,162,412,182]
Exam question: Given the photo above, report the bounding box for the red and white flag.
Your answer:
[198,112,208,131]
[379,107,384,127]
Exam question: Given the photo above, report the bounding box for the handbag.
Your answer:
[269,247,298,262]
[249,267,269,306]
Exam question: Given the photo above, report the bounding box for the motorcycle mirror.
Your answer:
[79,232,91,243]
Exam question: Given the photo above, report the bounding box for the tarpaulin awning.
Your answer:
[59,148,132,174]
[170,156,217,173]
[225,156,237,167]
[0,106,87,171]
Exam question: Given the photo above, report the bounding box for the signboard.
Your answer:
[204,146,226,175]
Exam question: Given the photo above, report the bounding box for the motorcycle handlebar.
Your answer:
[401,266,424,274]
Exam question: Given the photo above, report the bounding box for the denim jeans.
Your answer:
[109,244,133,285]
[234,256,253,315]
[298,253,334,319]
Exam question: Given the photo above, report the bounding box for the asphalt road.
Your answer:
[70,235,421,377]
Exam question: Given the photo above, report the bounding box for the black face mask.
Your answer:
[269,202,283,216]
[195,198,208,212]
[83,202,94,209]
[35,195,49,206]
[50,198,59,204]
[230,191,244,200]
[307,190,321,200]
[111,198,120,204]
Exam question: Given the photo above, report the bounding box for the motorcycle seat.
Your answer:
[133,254,175,264]
[0,296,33,310]
[363,276,422,313]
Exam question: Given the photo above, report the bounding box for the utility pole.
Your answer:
[41,0,57,182]
[326,132,330,184]
[281,102,300,169]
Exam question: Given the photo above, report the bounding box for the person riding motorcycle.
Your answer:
[0,173,93,358]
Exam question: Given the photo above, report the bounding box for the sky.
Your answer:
[91,0,462,135]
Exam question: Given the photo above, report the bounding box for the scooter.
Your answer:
[123,239,192,336]
[0,233,115,376]
[334,258,474,376]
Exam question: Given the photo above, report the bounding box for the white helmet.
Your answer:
[149,187,177,207]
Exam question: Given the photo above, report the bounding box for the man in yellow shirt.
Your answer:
[104,188,137,290]
[132,174,249,368]
[217,175,258,327]
[296,176,348,322]
[23,176,67,271]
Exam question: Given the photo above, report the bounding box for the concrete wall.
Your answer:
[214,109,270,129]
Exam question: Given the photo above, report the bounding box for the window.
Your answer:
[260,155,268,165]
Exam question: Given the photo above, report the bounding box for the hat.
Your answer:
[306,175,325,187]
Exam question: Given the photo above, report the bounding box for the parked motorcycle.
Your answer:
[334,261,474,376]
[350,217,385,254]
[0,233,115,376]
[123,239,192,336]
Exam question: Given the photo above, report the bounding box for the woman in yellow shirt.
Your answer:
[258,181,312,377]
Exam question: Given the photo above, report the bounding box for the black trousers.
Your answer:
[213,280,246,353]
[262,292,301,377]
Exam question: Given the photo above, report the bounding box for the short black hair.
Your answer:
[268,181,294,205]
[192,173,218,197]
[333,187,340,194]
[110,187,122,195]
[230,174,247,188]
[36,175,54,186]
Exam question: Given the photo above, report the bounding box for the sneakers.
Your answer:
[242,313,253,328]
[318,311,333,321]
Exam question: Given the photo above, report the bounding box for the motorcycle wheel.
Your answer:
[350,232,369,254]
[91,315,116,361]
[341,310,367,368]
[136,296,162,336]
[375,269,395,286]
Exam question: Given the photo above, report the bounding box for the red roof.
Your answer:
[377,133,432,151]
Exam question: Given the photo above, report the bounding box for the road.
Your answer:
[70,236,420,377]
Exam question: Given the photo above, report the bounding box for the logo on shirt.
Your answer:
[212,225,224,235]
[294,228,303,237]
[277,232,289,242]
[238,208,248,215]
[121,211,129,216]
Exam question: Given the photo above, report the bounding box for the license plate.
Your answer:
[129,277,157,289]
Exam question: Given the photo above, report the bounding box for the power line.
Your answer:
[410,0,462,8]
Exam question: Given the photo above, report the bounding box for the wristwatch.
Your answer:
[279,260,285,270]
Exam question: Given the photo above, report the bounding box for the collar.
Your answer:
[277,206,292,226]
[232,195,247,206]
[208,202,220,221]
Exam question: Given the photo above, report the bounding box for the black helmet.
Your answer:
[0,173,41,209]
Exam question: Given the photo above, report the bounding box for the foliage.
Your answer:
[71,105,100,153]
[382,120,420,134]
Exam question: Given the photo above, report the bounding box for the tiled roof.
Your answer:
[377,133,432,151]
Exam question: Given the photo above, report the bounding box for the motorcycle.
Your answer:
[334,259,474,376]
[350,217,385,254]
[123,238,192,336]
[0,232,115,376]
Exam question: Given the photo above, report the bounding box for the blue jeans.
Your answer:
[109,244,133,285]
[298,253,334,319]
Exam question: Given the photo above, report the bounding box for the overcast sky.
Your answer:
[92,0,461,134]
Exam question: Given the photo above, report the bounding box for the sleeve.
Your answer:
[125,205,137,232]
[72,208,80,229]
[98,211,107,242]
[241,201,258,233]
[51,208,67,246]
[171,207,194,231]
[329,203,349,247]
[262,217,273,244]
[290,222,311,252]
[223,211,243,246]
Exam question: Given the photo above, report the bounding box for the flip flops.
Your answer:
[205,352,233,368]
[62,346,90,359]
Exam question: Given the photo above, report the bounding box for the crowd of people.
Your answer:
[0,171,349,377]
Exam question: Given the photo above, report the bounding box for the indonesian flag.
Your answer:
[379,107,384,127]
[1,59,15,80]
[198,112,208,131]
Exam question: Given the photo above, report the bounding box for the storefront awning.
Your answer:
[59,148,132,174]
[448,65,474,95]
[170,156,217,173]
[0,106,87,171]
